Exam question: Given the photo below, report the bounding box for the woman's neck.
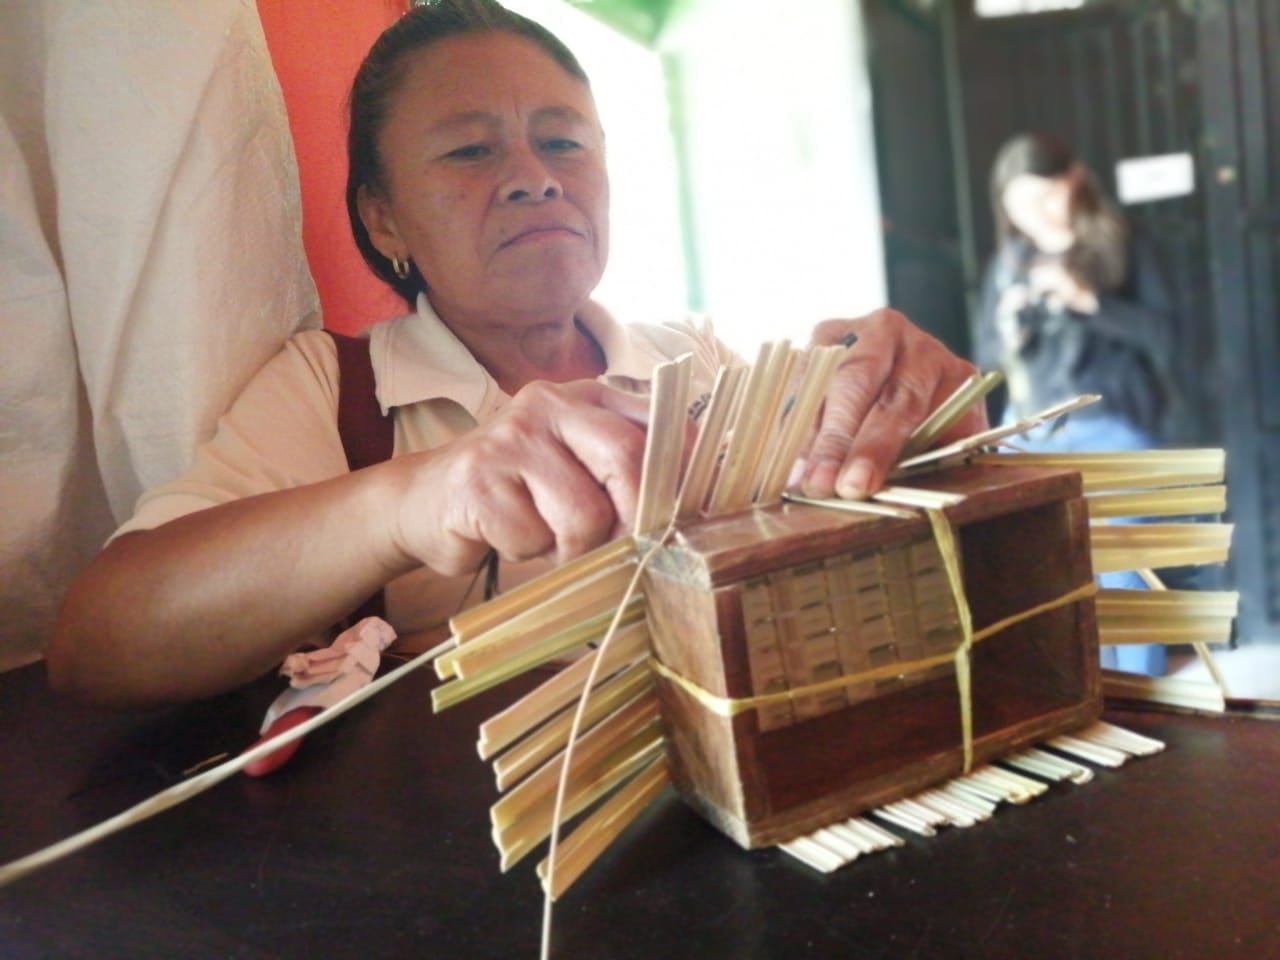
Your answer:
[441,306,606,396]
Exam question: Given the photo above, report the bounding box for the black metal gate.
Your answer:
[871,0,1280,644]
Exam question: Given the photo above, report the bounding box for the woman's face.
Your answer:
[1002,172,1075,254]
[359,32,609,323]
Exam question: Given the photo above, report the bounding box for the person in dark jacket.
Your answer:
[972,131,1175,675]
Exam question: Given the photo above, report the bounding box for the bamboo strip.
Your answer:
[1086,485,1226,519]
[973,448,1226,491]
[676,365,746,520]
[824,823,874,856]
[900,371,1004,460]
[938,782,997,817]
[892,394,1102,474]
[781,494,918,520]
[756,344,846,504]
[1096,586,1239,646]
[492,694,660,833]
[707,341,790,515]
[634,355,694,536]
[438,566,639,680]
[494,662,655,791]
[1136,569,1232,698]
[780,836,845,873]
[432,599,645,711]
[872,486,966,511]
[1080,721,1165,756]
[915,789,982,827]
[1099,621,1234,646]
[871,804,936,837]
[1102,669,1227,712]
[1089,523,1232,574]
[845,817,904,850]
[478,621,649,759]
[999,747,1093,784]
[449,538,635,644]
[1044,734,1128,768]
[536,756,670,899]
[808,826,863,860]
[741,348,799,506]
[496,733,665,871]
[1095,588,1239,619]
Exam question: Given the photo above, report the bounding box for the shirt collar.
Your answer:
[368,294,671,417]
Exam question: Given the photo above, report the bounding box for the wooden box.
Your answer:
[642,463,1102,848]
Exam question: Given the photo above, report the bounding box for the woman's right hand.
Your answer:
[387,380,652,577]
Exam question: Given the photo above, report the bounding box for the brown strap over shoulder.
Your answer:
[330,331,395,471]
[328,331,394,624]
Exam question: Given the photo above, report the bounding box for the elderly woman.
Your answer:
[49,0,982,706]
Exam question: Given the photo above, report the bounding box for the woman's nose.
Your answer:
[502,147,562,202]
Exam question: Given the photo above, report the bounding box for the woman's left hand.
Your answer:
[796,309,986,500]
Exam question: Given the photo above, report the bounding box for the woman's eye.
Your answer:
[541,138,582,154]
[444,144,491,161]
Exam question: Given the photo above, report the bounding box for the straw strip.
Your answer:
[1136,569,1231,698]
[494,661,655,791]
[781,493,918,520]
[536,755,669,899]
[756,345,846,504]
[432,599,645,710]
[893,394,1102,475]
[449,538,635,643]
[707,341,791,514]
[492,693,660,832]
[900,371,1004,460]
[438,566,640,680]
[973,448,1225,491]
[634,355,693,536]
[1101,669,1227,713]
[496,733,665,871]
[1090,523,1232,574]
[478,621,649,759]
[676,365,746,520]
[1086,485,1227,519]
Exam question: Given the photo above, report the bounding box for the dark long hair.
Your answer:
[989,132,1129,291]
[345,0,591,307]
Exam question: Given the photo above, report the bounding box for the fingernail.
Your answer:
[836,458,875,500]
[786,457,808,490]
[802,460,839,499]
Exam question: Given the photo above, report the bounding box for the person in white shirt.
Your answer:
[1,1,317,674]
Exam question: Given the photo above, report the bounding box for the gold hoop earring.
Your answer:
[391,256,410,280]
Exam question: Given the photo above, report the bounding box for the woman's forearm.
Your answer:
[47,464,416,707]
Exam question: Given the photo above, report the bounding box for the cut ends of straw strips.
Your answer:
[780,721,1164,874]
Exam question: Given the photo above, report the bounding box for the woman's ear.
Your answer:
[356,183,403,260]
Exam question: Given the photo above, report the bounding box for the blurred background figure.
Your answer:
[972,131,1174,676]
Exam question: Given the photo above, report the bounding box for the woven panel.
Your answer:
[741,536,964,732]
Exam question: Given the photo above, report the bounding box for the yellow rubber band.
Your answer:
[650,504,1098,776]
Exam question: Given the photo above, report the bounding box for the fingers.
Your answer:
[798,311,982,500]
[396,380,648,575]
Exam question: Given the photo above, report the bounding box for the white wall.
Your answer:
[503,0,690,324]
[660,0,888,357]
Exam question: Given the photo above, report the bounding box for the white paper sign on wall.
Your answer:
[1115,152,1196,205]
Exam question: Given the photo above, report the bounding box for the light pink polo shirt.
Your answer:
[116,295,732,647]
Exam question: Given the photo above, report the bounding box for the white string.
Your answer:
[538,526,672,960]
[0,634,457,889]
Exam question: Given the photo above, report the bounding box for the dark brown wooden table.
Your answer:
[1,659,1276,960]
